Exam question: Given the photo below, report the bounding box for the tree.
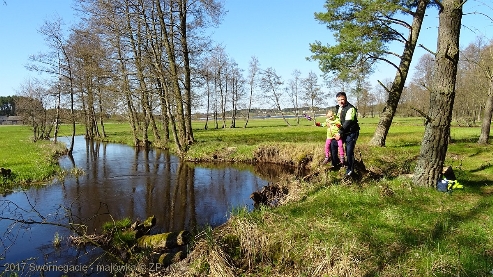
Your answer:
[27,17,77,153]
[78,0,225,153]
[413,0,463,187]
[454,42,485,124]
[15,79,54,141]
[368,0,430,146]
[244,56,260,128]
[371,80,391,117]
[461,40,493,144]
[260,67,290,126]
[201,55,214,130]
[68,26,111,140]
[287,70,302,125]
[0,96,16,116]
[202,45,228,129]
[350,64,372,109]
[390,55,431,118]
[408,53,433,117]
[301,71,324,124]
[228,61,245,128]
[154,0,224,152]
[310,0,432,146]
[358,88,376,118]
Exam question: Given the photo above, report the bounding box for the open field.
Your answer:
[1,117,492,276]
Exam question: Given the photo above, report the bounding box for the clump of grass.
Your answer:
[101,217,136,251]
[113,230,137,248]
[70,167,85,177]
[53,232,62,248]
[102,217,132,233]
[207,243,236,277]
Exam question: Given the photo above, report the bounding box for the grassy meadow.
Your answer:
[0,125,66,191]
[176,117,493,276]
[1,117,492,276]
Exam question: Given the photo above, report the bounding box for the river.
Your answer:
[0,136,290,276]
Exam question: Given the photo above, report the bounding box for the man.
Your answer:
[334,92,359,177]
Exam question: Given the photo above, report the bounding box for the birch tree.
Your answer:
[260,67,290,126]
[27,18,77,154]
[301,71,324,125]
[244,56,260,128]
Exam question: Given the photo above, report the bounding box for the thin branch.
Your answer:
[457,0,468,10]
[375,16,409,43]
[382,50,404,59]
[412,106,432,123]
[0,216,68,228]
[419,43,436,55]
[462,11,493,37]
[377,80,391,93]
[382,14,412,30]
[369,55,400,72]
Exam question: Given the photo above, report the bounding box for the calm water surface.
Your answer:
[0,136,290,276]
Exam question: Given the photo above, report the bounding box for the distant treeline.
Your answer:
[0,96,16,116]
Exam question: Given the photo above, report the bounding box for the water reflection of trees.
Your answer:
[1,137,293,273]
[59,138,292,234]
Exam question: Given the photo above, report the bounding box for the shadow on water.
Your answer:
[0,136,293,276]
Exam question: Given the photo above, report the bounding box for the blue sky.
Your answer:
[1,0,492,100]
[0,0,78,97]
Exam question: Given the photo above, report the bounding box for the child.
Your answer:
[316,110,344,165]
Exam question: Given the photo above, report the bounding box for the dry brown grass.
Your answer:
[207,244,236,277]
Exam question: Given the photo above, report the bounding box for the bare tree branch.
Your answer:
[419,43,437,55]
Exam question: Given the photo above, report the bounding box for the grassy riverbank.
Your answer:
[171,117,493,276]
[2,118,493,276]
[0,126,66,192]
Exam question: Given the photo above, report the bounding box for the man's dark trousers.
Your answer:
[344,132,359,175]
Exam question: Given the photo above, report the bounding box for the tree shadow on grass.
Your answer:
[350,187,493,276]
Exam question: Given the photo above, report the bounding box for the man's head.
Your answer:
[336,92,347,107]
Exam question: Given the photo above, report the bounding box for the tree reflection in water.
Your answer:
[0,136,292,274]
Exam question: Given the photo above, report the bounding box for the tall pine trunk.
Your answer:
[413,0,463,187]
[369,0,429,146]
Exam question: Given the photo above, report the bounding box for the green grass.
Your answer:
[5,116,491,191]
[102,217,133,233]
[2,117,493,276]
[0,125,66,192]
[216,174,493,276]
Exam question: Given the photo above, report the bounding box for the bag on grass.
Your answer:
[436,166,463,192]
[437,178,463,192]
